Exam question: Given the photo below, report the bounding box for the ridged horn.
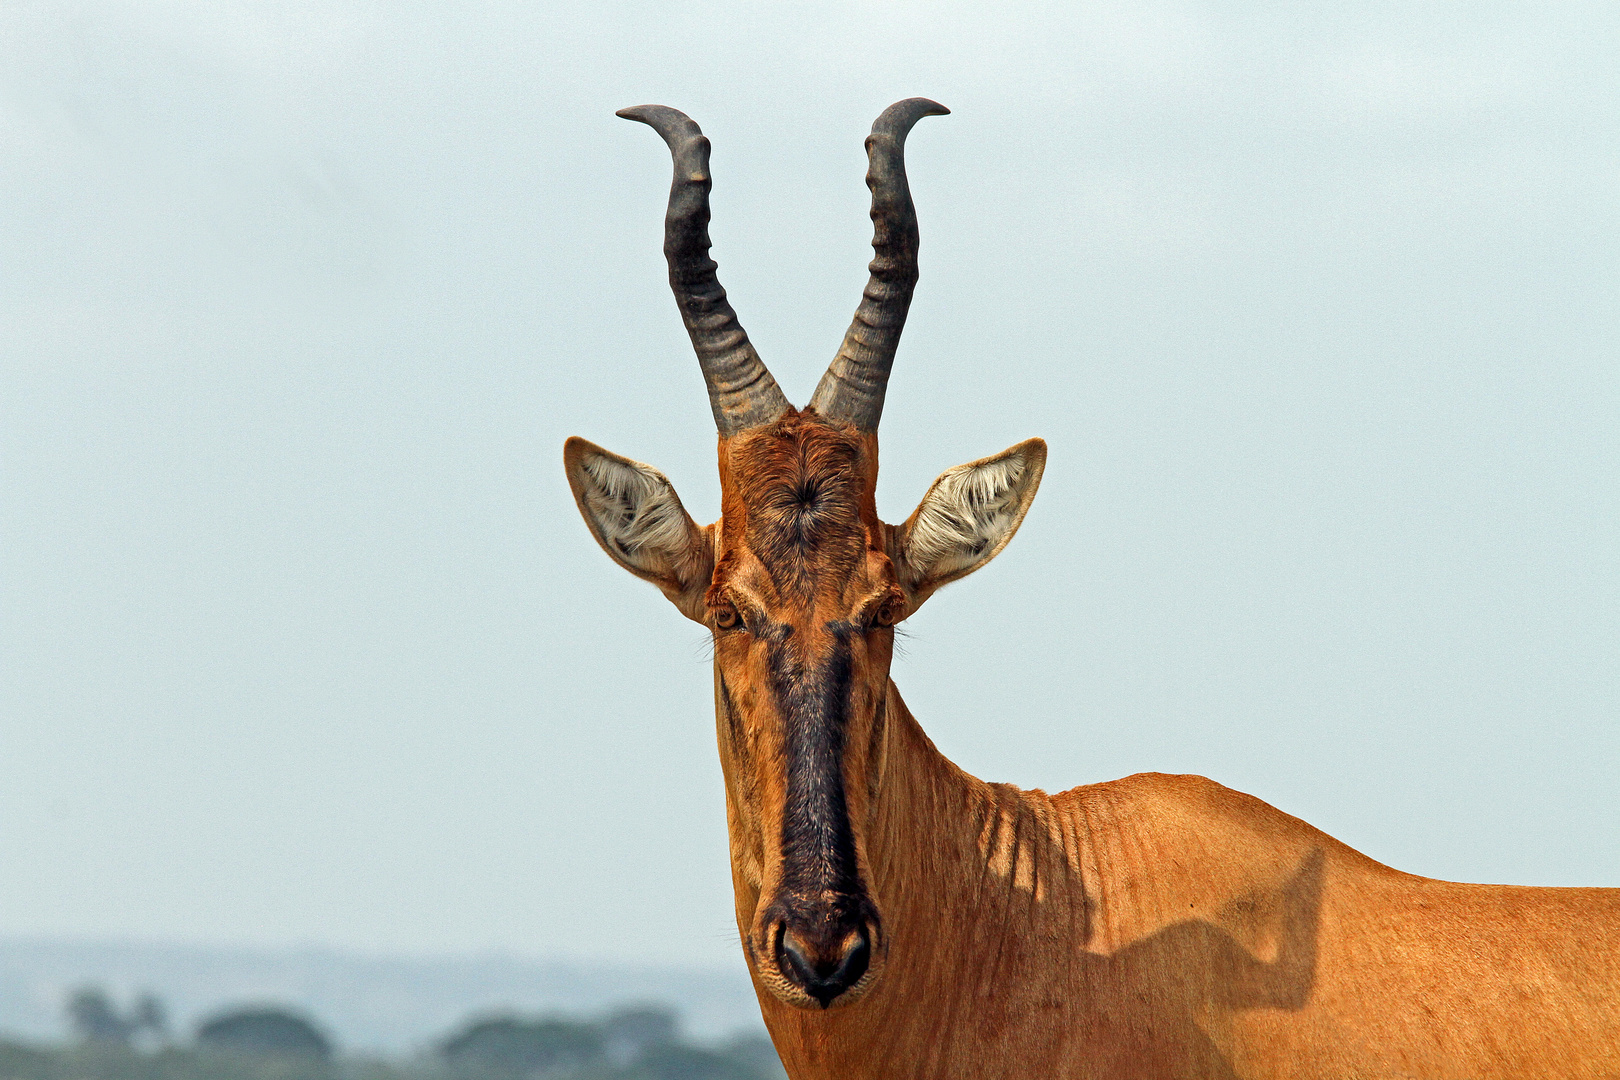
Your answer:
[808,98,949,431]
[617,105,791,436]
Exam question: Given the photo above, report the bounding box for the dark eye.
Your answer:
[872,598,904,628]
[713,605,742,631]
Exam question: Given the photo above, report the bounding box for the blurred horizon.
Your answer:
[0,935,763,1052]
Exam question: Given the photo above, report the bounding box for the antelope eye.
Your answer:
[713,606,742,631]
[872,599,904,628]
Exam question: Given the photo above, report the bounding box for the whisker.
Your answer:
[892,624,913,660]
[691,629,715,663]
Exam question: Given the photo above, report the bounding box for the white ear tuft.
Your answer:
[564,437,712,615]
[897,438,1046,602]
[579,451,693,564]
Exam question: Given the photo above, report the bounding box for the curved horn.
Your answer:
[808,98,949,431]
[617,105,791,436]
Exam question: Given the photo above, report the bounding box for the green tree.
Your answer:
[194,1008,332,1060]
[440,1016,604,1078]
[67,987,130,1045]
[637,1043,762,1080]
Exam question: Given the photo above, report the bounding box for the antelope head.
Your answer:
[565,101,1045,1010]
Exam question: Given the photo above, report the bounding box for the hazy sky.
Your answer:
[2,1,1616,967]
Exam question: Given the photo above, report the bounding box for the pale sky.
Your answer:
[2,1,1616,966]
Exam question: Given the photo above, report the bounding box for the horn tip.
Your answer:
[871,98,951,139]
[888,97,950,114]
[617,105,703,148]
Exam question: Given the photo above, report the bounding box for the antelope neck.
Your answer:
[863,681,1094,937]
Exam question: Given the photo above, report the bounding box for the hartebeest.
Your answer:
[565,100,1620,1078]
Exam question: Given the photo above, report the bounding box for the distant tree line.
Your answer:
[35,988,782,1080]
[440,1008,778,1080]
[66,990,169,1048]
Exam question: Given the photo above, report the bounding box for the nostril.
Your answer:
[775,924,819,983]
[833,925,871,987]
[773,922,873,1008]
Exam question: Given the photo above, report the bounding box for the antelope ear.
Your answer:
[894,438,1046,608]
[564,437,713,621]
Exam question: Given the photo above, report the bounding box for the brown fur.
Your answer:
[566,413,1620,1077]
[715,410,876,606]
[758,692,1620,1077]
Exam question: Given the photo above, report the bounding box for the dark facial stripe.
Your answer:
[765,637,873,929]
